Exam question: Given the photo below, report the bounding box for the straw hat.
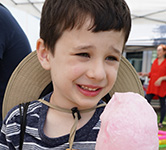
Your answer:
[2,51,144,119]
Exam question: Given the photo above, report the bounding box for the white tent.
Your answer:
[126,0,166,52]
[0,0,43,19]
[1,0,166,52]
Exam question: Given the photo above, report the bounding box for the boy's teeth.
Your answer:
[81,85,98,91]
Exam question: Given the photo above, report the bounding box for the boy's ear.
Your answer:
[36,38,51,70]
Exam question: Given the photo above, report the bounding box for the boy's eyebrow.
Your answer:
[74,45,122,55]
[108,46,122,56]
[74,45,94,50]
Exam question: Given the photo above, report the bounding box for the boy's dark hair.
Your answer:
[40,0,131,54]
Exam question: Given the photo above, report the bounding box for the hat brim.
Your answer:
[3,51,144,119]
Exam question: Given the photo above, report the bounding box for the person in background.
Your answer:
[139,44,166,128]
[0,3,31,129]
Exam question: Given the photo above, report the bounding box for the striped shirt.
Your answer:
[0,93,105,150]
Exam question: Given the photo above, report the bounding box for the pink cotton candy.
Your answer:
[96,92,159,150]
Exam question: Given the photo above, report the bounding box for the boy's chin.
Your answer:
[75,100,99,110]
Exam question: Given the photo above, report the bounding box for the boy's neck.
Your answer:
[43,107,95,138]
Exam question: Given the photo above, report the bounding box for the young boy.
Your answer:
[0,0,131,149]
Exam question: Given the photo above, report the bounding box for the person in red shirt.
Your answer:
[139,44,166,128]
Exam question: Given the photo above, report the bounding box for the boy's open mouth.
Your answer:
[79,85,99,92]
[77,84,102,97]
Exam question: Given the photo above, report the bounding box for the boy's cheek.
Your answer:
[72,66,85,76]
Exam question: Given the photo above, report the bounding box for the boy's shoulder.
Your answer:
[3,92,52,126]
[3,100,42,126]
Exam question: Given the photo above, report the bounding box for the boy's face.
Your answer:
[38,18,125,109]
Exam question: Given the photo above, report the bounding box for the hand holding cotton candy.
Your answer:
[96,92,159,150]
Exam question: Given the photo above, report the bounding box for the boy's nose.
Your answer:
[86,61,106,81]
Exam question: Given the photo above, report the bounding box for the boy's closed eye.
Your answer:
[105,56,118,61]
[76,53,90,58]
[75,53,119,62]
